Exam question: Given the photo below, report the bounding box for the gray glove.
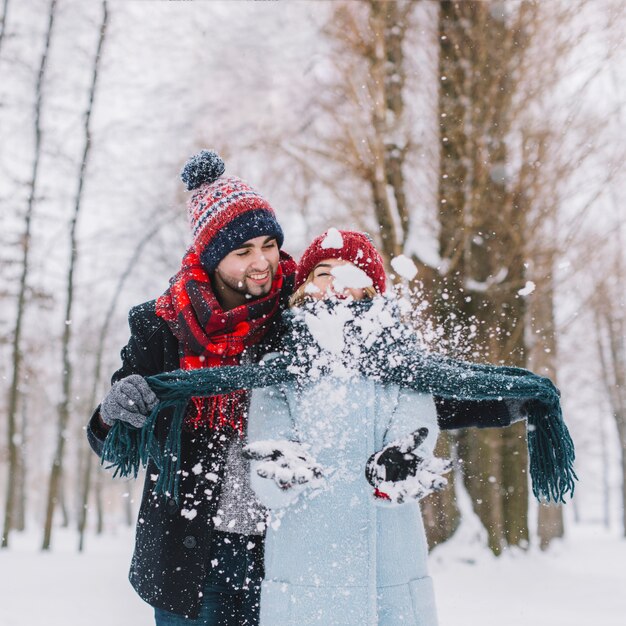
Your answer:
[100,374,158,428]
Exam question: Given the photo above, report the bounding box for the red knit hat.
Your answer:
[296,229,387,294]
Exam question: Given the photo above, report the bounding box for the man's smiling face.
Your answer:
[212,235,280,308]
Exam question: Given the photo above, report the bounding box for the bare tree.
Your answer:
[295,0,533,552]
[77,210,175,551]
[593,224,626,536]
[430,1,543,554]
[42,1,108,551]
[1,0,57,550]
[526,217,565,548]
[0,0,9,58]
[518,0,625,545]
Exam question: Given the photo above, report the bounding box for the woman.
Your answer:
[245,229,449,626]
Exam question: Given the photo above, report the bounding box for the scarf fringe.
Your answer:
[527,400,577,503]
[101,399,185,500]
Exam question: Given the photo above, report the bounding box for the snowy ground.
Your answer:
[1,523,624,625]
[431,523,624,626]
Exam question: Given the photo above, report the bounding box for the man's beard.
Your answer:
[214,266,276,300]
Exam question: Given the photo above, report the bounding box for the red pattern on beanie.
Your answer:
[296,230,387,294]
[188,176,277,256]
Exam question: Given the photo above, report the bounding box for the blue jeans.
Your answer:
[154,531,264,626]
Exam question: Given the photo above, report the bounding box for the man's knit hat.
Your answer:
[181,150,284,272]
[296,229,387,294]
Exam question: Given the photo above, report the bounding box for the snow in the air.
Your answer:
[518,280,536,296]
[391,254,419,280]
[330,263,373,289]
[303,303,355,355]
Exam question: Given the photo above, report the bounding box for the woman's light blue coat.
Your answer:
[248,371,440,626]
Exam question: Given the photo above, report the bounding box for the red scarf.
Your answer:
[156,249,295,431]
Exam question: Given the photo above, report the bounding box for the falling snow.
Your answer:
[391,254,418,280]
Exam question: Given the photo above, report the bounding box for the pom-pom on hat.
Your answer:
[296,229,387,294]
[181,150,284,273]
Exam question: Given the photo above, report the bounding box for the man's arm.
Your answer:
[86,301,171,455]
[434,396,526,430]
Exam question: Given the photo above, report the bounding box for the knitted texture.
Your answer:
[295,229,387,294]
[102,299,576,503]
[181,150,284,272]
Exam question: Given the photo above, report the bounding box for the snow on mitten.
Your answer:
[365,428,452,503]
[366,427,430,487]
[243,440,324,490]
[377,455,452,503]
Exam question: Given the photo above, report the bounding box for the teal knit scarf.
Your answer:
[101,298,576,503]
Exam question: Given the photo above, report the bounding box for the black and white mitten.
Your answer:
[366,428,452,503]
[243,440,324,490]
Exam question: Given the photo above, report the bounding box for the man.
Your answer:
[86,150,296,625]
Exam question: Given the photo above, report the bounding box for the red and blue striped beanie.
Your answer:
[181,150,284,272]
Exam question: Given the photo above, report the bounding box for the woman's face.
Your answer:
[309,259,368,301]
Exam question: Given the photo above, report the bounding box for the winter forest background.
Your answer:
[0,0,625,623]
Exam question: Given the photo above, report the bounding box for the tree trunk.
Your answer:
[528,244,565,549]
[612,413,625,536]
[436,0,532,554]
[15,396,27,532]
[95,470,104,535]
[619,417,626,537]
[592,203,626,536]
[595,295,626,537]
[42,1,108,550]
[1,0,56,550]
[421,432,461,548]
[0,0,10,58]
[124,486,133,527]
[77,448,92,551]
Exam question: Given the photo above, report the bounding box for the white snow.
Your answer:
[1,523,624,625]
[432,524,624,625]
[391,254,418,280]
[304,282,321,294]
[301,297,400,362]
[320,227,344,249]
[304,304,355,355]
[518,280,537,296]
[330,263,373,289]
[180,508,197,520]
[246,439,324,489]
[465,268,509,293]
